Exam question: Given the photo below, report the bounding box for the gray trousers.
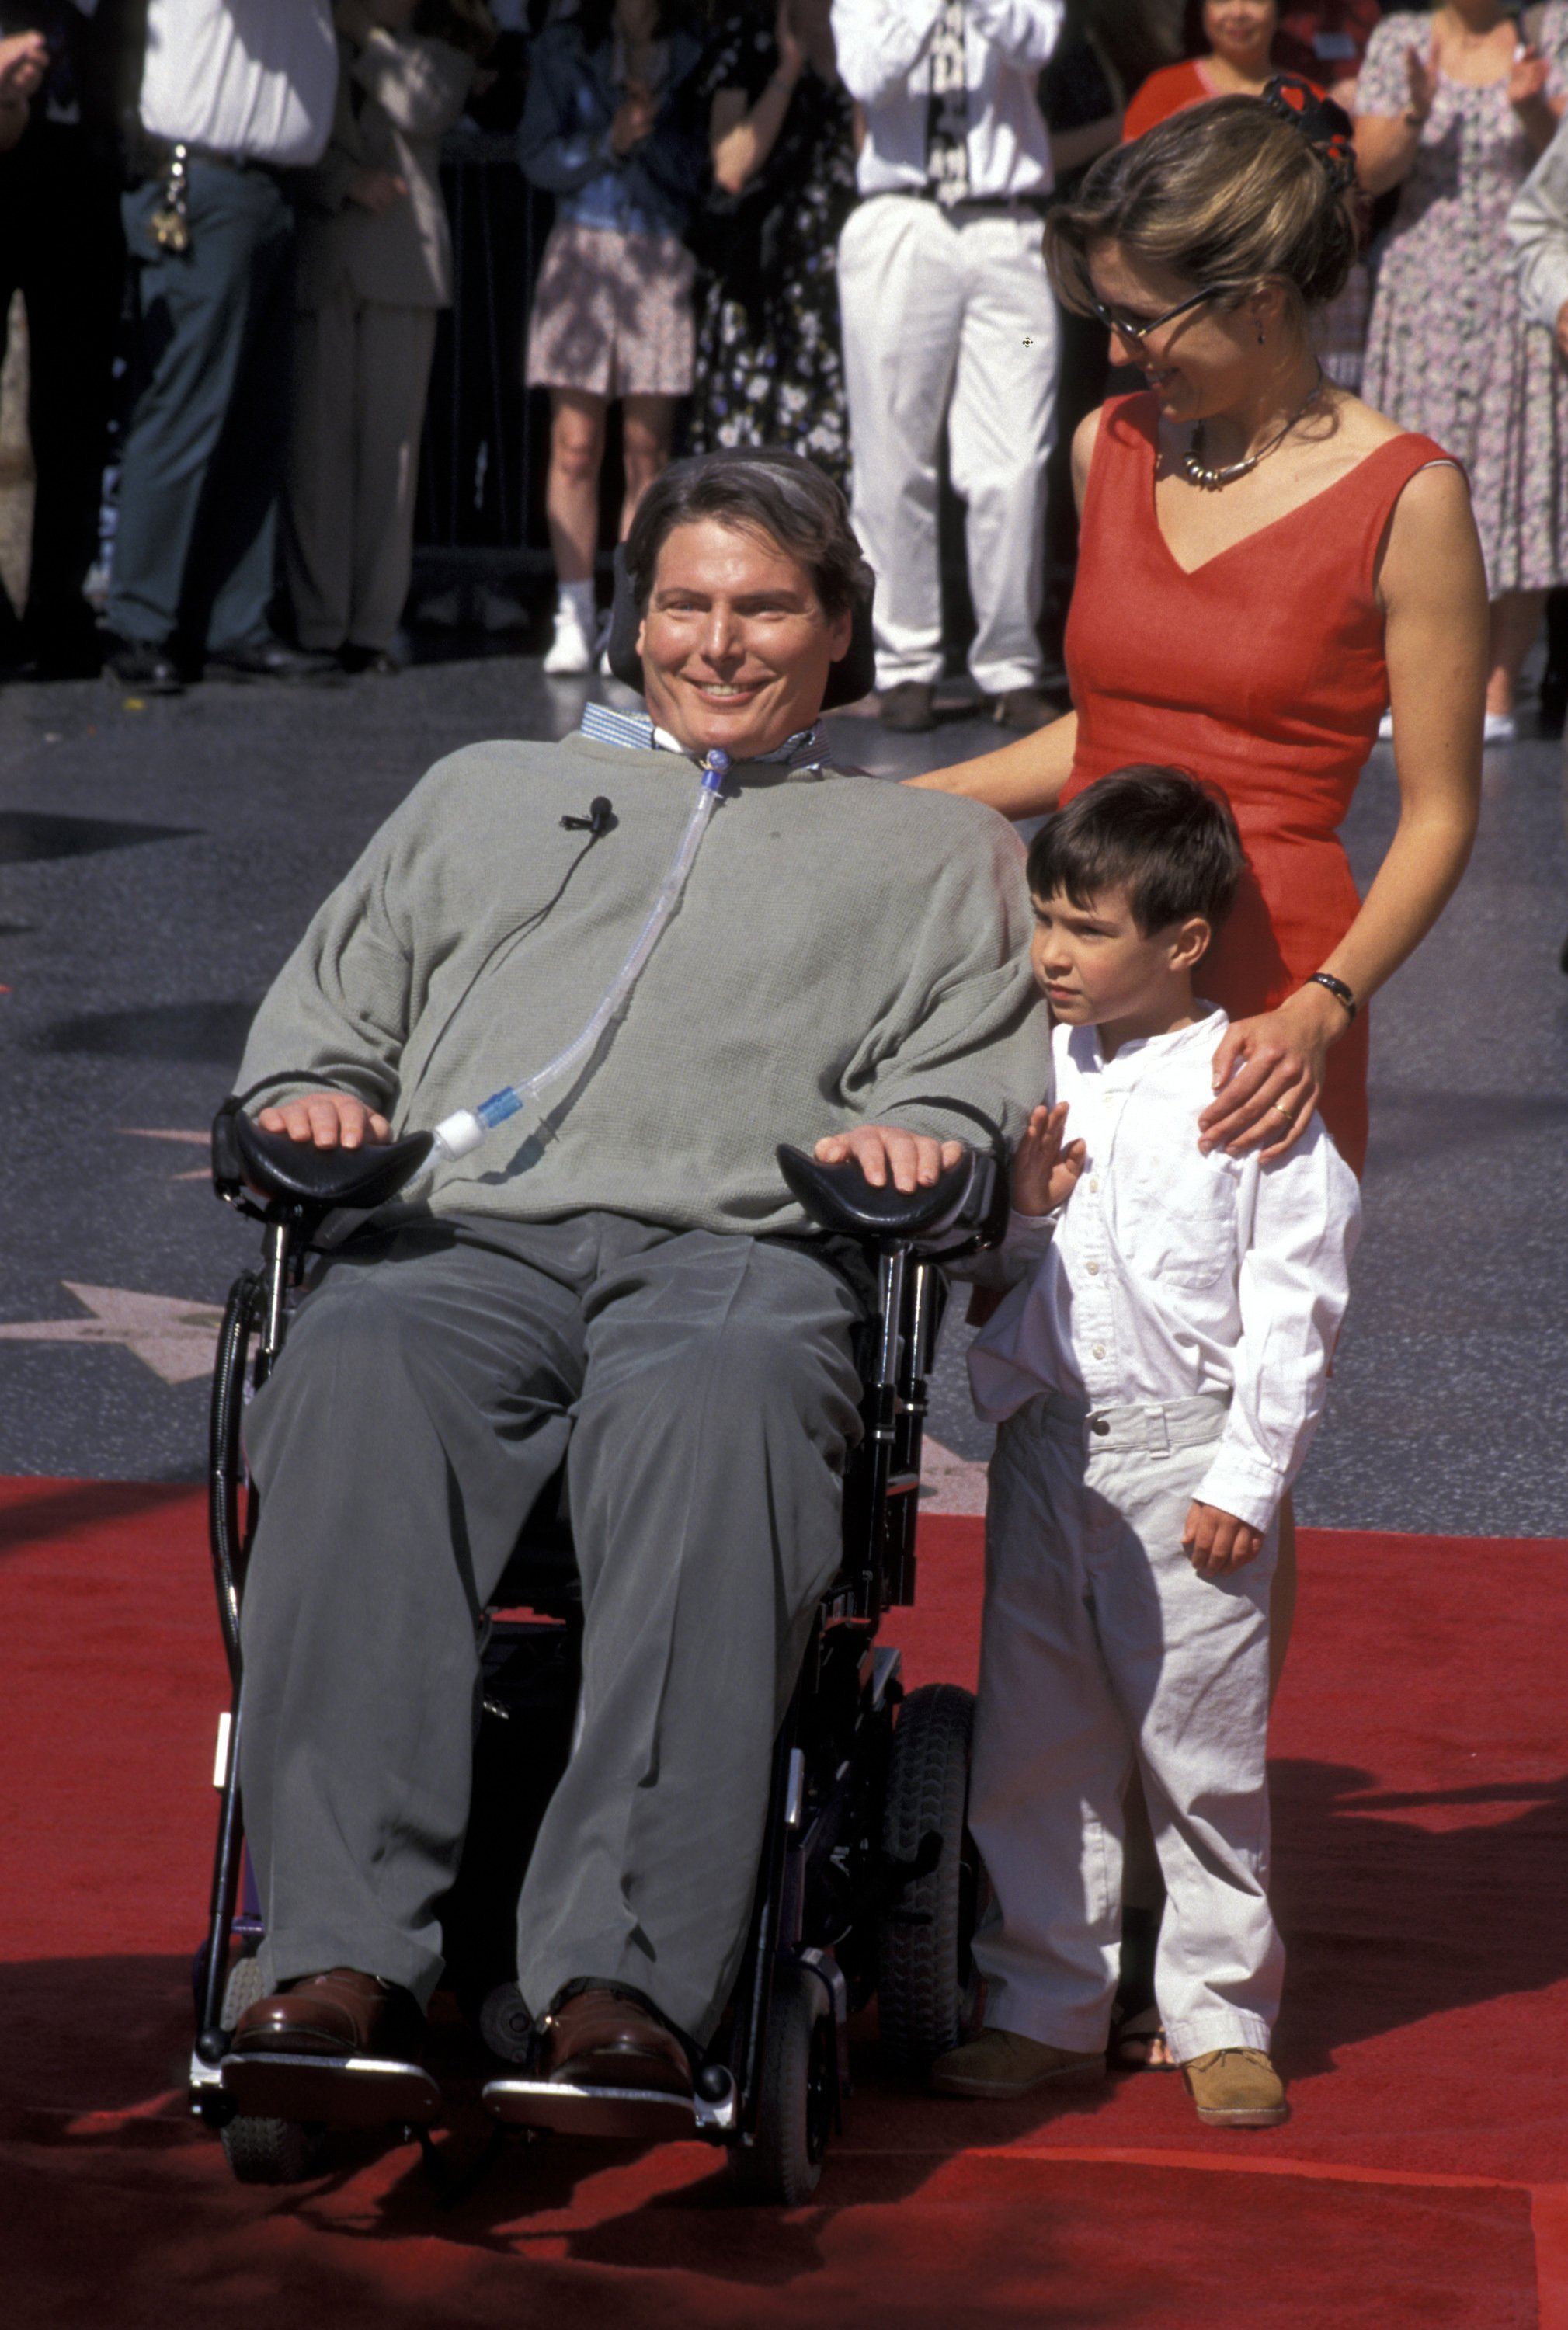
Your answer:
[284,296,438,652]
[969,1393,1282,2065]
[238,1213,863,2043]
[110,160,297,655]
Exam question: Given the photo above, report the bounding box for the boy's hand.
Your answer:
[1011,1102,1086,1217]
[1182,1501,1264,1577]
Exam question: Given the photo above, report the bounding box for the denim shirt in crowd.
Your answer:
[517,16,706,238]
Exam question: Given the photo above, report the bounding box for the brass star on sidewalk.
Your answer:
[0,1283,224,1384]
[120,1126,211,1181]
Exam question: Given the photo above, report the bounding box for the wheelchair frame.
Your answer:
[189,1113,1002,2198]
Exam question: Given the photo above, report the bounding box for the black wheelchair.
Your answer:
[188,1107,1004,2203]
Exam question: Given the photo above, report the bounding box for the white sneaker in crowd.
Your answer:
[1376,708,1394,741]
[542,599,596,675]
[595,612,614,677]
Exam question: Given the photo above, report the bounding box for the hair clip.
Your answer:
[1263,74,1358,193]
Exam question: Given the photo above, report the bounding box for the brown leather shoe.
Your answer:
[232,1967,419,2060]
[930,2027,1106,2099]
[538,1986,694,2099]
[1180,2046,1288,2128]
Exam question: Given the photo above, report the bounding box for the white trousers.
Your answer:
[284,294,438,653]
[969,1393,1283,2065]
[836,196,1059,694]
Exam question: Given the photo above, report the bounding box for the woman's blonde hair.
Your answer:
[1044,93,1357,327]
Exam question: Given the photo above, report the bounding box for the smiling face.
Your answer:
[636,517,854,761]
[1030,882,1212,1049]
[1088,237,1282,423]
[1202,0,1277,71]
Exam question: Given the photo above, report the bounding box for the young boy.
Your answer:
[933,766,1361,2130]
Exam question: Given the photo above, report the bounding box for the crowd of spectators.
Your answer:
[2,0,1568,729]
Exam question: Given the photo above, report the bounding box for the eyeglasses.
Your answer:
[1087,282,1250,344]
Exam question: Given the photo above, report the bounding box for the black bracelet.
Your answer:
[1308,970,1358,1021]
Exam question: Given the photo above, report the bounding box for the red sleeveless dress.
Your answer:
[1062,391,1454,1176]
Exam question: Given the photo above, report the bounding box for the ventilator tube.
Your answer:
[405,751,730,1191]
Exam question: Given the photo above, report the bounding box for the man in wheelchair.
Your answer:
[222,450,1048,2120]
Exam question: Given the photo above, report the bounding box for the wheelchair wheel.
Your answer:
[878,1682,978,2074]
[727,1962,835,2207]
[217,1949,329,2186]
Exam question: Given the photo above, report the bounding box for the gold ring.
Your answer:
[1270,1102,1293,1121]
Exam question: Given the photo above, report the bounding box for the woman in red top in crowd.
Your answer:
[1125,0,1291,138]
[914,83,1484,2057]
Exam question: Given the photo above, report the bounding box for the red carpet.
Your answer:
[3,1476,1566,2328]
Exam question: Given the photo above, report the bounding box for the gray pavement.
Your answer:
[0,658,1563,1535]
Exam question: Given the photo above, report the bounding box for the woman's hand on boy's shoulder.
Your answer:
[1198,983,1343,1160]
[1010,1101,1086,1218]
[1182,1501,1265,1577]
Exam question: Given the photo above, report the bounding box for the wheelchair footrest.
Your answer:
[481,2074,737,2143]
[220,2051,443,2128]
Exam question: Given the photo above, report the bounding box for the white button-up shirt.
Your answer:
[141,0,338,168]
[832,0,1062,201]
[968,1010,1361,1534]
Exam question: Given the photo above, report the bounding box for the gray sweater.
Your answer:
[235,734,1051,1237]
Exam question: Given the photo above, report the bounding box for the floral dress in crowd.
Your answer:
[684,13,858,489]
[1359,6,1568,593]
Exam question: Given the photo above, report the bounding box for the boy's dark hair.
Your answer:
[1026,766,1245,934]
[623,448,873,622]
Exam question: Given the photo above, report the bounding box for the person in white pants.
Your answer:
[936,767,1361,2131]
[832,0,1064,733]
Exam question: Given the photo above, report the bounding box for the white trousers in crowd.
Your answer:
[285,294,438,654]
[969,1393,1284,2066]
[836,195,1059,695]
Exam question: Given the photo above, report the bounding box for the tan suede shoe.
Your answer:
[1180,2047,1288,2127]
[930,2027,1106,2099]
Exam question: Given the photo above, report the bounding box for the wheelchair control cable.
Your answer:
[400,749,732,1194]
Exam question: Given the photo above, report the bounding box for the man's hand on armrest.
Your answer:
[256,1092,391,1149]
[812,1124,963,1194]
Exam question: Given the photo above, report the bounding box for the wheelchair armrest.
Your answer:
[777,1141,1006,1250]
[214,1101,433,1213]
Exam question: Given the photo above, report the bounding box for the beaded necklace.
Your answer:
[1181,369,1325,491]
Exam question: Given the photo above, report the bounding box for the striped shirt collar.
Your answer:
[578,699,823,767]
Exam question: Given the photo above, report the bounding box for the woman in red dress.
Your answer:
[914,83,1485,2062]
[915,84,1484,1175]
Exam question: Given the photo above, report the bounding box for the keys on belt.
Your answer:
[149,141,191,252]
